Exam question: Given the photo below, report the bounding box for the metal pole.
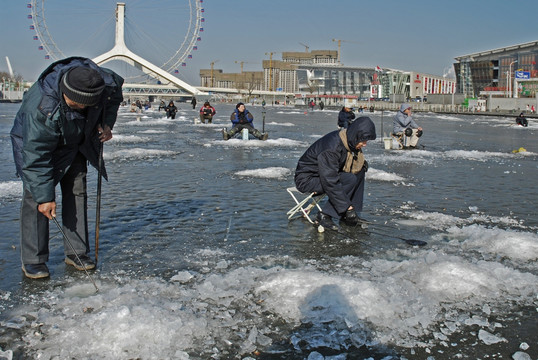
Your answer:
[381,110,384,138]
[95,141,103,264]
[262,110,266,133]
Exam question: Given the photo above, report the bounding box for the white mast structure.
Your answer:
[5,57,15,79]
[92,2,206,96]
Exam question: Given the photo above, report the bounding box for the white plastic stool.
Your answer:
[286,187,326,224]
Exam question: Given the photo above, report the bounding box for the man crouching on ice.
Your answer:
[294,116,376,231]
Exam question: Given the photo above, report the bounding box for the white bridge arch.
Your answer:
[92,3,206,96]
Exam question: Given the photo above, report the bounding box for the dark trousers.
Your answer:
[20,153,89,265]
[297,170,366,219]
[227,123,263,139]
[200,114,213,124]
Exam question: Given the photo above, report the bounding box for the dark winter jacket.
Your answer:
[295,117,376,214]
[10,57,124,204]
[200,106,216,117]
[165,103,178,116]
[230,109,253,125]
[515,113,528,127]
[337,108,355,128]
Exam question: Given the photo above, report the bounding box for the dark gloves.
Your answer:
[405,128,413,137]
[363,160,368,173]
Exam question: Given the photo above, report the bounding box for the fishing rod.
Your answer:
[52,217,99,292]
[95,106,106,265]
[342,221,427,246]
[366,228,427,246]
[317,224,372,248]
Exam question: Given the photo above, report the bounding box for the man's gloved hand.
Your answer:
[362,160,368,172]
[405,128,413,137]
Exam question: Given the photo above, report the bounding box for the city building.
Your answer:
[454,40,538,98]
[199,49,455,103]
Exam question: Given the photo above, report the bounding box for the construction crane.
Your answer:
[265,52,277,91]
[299,42,310,53]
[210,60,219,87]
[331,39,360,64]
[234,60,253,73]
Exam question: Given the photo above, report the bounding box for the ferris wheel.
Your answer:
[27,0,205,75]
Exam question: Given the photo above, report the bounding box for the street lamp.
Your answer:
[509,60,518,98]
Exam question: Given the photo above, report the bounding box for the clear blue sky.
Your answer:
[1,0,537,83]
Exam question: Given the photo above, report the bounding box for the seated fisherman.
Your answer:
[165,101,178,119]
[294,117,376,231]
[199,101,216,124]
[515,112,528,127]
[393,103,423,148]
[337,105,355,129]
[222,102,268,140]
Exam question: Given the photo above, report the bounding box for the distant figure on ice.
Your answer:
[191,97,197,109]
[158,100,166,112]
[10,57,124,279]
[199,101,216,124]
[294,117,376,231]
[222,103,268,140]
[515,112,528,127]
[392,103,423,149]
[319,100,324,111]
[165,101,178,119]
[338,105,355,129]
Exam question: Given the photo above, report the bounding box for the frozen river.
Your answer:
[0,102,537,359]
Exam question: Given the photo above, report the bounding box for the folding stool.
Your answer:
[286,187,326,224]
[391,133,404,150]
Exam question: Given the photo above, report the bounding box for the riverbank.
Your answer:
[295,103,538,120]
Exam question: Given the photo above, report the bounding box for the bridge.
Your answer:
[93,2,206,97]
[96,3,295,102]
[122,83,294,101]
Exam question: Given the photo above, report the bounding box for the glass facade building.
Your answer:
[454,40,538,97]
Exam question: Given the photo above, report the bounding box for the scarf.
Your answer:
[339,129,365,174]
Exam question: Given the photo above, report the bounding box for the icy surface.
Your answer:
[0,104,537,358]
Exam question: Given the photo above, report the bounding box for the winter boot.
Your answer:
[341,209,368,229]
[222,128,230,140]
[261,132,269,141]
[22,263,50,279]
[341,209,360,226]
[315,212,338,231]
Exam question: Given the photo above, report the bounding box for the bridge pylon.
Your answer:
[92,2,206,96]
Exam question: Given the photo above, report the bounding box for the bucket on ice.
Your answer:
[242,128,249,140]
[383,137,392,150]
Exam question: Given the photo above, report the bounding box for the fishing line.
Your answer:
[52,217,99,292]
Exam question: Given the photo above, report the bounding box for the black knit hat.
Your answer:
[60,67,105,106]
